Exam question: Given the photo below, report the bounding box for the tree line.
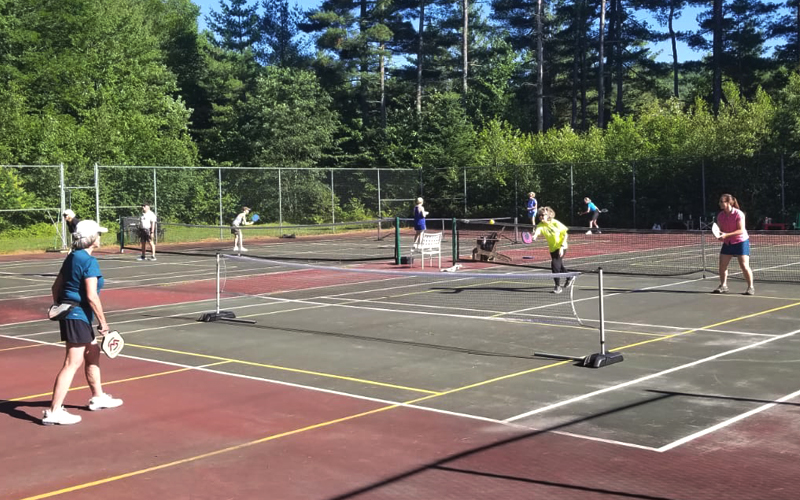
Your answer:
[1,0,799,229]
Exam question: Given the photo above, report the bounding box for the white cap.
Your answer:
[62,209,75,218]
[74,220,108,239]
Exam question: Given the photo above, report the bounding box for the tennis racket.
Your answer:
[97,330,124,359]
[711,222,723,239]
[521,232,533,244]
[251,214,260,223]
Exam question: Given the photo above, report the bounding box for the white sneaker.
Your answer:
[88,393,123,411]
[42,406,82,425]
[585,230,592,235]
[149,256,157,261]
[137,256,146,261]
[233,246,239,251]
[551,285,563,294]
[239,247,248,252]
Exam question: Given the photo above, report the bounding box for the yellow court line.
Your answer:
[17,298,800,498]
[126,343,440,395]
[19,403,404,500]
[18,358,569,500]
[612,300,800,351]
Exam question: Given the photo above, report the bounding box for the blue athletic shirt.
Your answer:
[59,249,104,325]
[587,202,598,212]
[414,205,427,231]
[527,198,538,217]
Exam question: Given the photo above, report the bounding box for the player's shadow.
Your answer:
[0,400,84,424]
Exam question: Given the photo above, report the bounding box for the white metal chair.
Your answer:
[416,232,442,269]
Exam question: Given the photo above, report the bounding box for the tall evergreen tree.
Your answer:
[207,0,261,52]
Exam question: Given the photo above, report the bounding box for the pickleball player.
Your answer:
[44,220,122,425]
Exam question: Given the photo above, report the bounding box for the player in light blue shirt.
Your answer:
[580,197,602,235]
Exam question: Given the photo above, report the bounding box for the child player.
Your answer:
[533,206,573,294]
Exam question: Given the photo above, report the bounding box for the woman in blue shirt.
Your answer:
[44,220,123,425]
[413,197,429,249]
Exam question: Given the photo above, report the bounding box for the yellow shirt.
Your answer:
[535,219,568,252]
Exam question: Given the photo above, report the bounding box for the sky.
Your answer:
[191,0,701,64]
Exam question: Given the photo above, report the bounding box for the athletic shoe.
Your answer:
[551,285,563,294]
[42,407,81,426]
[585,230,592,235]
[149,256,157,261]
[596,230,602,234]
[233,246,239,251]
[744,286,755,296]
[88,393,123,411]
[239,247,248,252]
[712,284,729,294]
[137,256,146,261]
[565,277,575,287]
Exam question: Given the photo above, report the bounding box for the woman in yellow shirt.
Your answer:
[533,207,573,294]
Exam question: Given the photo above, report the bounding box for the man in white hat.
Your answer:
[138,203,158,261]
[62,209,81,236]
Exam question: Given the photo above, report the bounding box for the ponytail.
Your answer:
[720,194,740,210]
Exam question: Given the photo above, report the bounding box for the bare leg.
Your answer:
[49,344,88,411]
[738,255,754,288]
[84,343,103,398]
[718,254,733,287]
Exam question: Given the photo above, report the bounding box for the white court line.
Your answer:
[0,331,660,451]
[504,327,800,423]
[595,319,778,338]
[657,386,800,452]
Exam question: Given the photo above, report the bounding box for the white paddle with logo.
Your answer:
[96,330,124,359]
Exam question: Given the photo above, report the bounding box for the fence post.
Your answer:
[701,159,706,219]
[463,167,467,215]
[94,163,100,225]
[781,153,786,220]
[153,167,158,217]
[377,169,382,239]
[631,161,637,229]
[570,164,574,226]
[218,168,223,240]
[330,169,335,224]
[59,163,67,249]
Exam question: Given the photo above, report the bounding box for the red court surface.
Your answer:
[3,330,799,500]
[3,251,800,499]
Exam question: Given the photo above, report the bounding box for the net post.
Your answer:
[197,253,256,324]
[581,267,624,368]
[514,217,519,244]
[598,267,606,354]
[394,216,400,265]
[452,218,458,266]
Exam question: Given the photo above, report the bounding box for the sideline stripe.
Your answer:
[14,280,800,498]
[6,363,230,402]
[657,385,800,452]
[18,403,405,500]
[505,325,800,423]
[128,343,441,395]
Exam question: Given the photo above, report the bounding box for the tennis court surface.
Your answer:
[2,247,800,499]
